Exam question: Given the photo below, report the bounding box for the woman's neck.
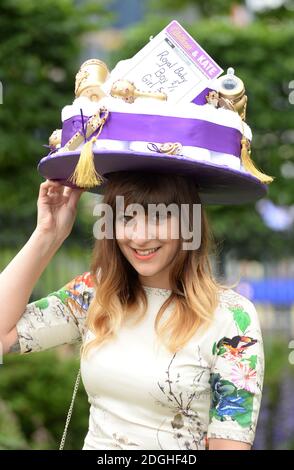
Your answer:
[138,274,171,290]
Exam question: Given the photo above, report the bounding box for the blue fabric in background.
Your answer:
[236,279,294,306]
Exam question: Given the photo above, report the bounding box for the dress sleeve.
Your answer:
[15,271,94,354]
[207,292,264,445]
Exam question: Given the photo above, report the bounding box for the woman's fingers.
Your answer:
[39,180,84,209]
[39,180,63,197]
[67,187,85,211]
[38,181,66,207]
[63,186,72,196]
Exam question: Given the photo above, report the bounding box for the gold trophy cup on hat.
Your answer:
[75,59,110,102]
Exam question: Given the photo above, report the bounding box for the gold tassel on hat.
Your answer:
[240,134,274,184]
[69,108,108,188]
[69,136,103,188]
[240,119,274,184]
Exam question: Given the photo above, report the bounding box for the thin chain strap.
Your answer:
[59,367,81,450]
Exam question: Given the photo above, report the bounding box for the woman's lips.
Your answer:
[130,247,161,261]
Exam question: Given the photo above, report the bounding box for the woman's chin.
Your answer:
[129,261,162,277]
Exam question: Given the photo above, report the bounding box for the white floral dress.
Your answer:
[15,272,264,450]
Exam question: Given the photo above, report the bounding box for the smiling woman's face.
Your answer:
[115,210,181,288]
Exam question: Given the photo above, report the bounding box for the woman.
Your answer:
[0,170,264,450]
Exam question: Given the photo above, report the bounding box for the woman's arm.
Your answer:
[209,438,251,450]
[0,180,83,352]
[0,230,62,353]
[207,294,264,448]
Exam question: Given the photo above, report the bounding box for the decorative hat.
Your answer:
[38,31,274,205]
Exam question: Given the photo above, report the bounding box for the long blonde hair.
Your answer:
[81,171,234,359]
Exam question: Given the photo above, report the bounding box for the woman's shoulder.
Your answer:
[218,287,256,311]
[62,271,95,312]
[215,286,261,331]
[64,271,95,291]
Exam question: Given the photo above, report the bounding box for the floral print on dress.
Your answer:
[15,272,95,354]
[150,349,209,450]
[15,275,264,449]
[209,372,255,428]
[111,433,140,448]
[231,362,258,394]
[208,293,264,442]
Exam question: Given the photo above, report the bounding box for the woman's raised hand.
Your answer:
[36,180,84,243]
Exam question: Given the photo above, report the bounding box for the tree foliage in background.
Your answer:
[150,0,236,17]
[149,0,294,20]
[1,0,294,452]
[0,350,88,450]
[0,0,293,261]
[110,12,294,260]
[0,0,109,246]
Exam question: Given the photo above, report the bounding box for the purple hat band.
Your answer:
[39,102,269,205]
[61,111,242,158]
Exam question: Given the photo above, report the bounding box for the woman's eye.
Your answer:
[119,215,133,223]
[117,212,170,224]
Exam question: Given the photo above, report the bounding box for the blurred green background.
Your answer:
[1,0,294,450]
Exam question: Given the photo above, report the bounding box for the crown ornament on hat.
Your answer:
[39,21,274,204]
